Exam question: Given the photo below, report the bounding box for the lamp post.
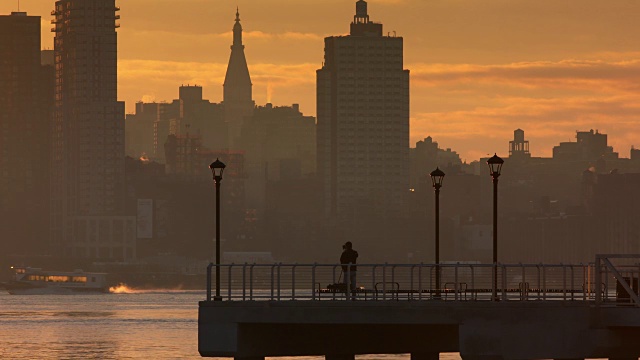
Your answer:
[430,167,445,299]
[209,158,226,301]
[487,153,504,301]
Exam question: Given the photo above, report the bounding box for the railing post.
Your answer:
[332,265,338,301]
[429,265,434,300]
[570,265,575,301]
[206,262,212,301]
[250,264,255,300]
[562,264,567,301]
[521,263,526,301]
[346,264,351,301]
[270,264,276,301]
[452,262,460,301]
[242,263,247,301]
[581,263,587,301]
[418,263,423,301]
[470,265,475,301]
[604,262,609,302]
[292,264,297,300]
[383,263,387,301]
[312,263,317,301]
[391,265,396,300]
[501,264,507,301]
[410,265,415,300]
[536,264,541,301]
[595,256,602,305]
[228,263,234,300]
[277,263,282,301]
[542,265,547,301]
[637,263,640,306]
[372,265,377,300]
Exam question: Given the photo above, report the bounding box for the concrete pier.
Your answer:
[199,301,640,359]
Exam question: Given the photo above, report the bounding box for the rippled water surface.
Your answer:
[0,291,462,360]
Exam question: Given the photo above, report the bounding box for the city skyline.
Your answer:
[5,0,640,161]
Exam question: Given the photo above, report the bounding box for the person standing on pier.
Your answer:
[340,241,359,297]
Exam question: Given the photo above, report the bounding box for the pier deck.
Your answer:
[199,255,640,360]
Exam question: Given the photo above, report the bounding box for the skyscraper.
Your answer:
[224,9,254,147]
[317,0,410,218]
[0,12,52,255]
[51,0,135,260]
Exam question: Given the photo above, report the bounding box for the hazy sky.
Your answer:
[5,0,640,160]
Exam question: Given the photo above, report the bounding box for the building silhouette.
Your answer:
[224,9,254,147]
[317,0,410,218]
[125,85,227,163]
[410,136,462,190]
[125,101,161,160]
[553,129,618,161]
[0,12,53,256]
[239,103,316,213]
[51,0,135,260]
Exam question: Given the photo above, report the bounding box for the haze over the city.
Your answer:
[5,0,640,160]
[5,1,640,359]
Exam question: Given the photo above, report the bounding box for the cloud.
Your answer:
[121,29,323,41]
[119,59,317,85]
[409,59,640,94]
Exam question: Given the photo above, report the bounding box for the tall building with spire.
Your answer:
[317,0,410,218]
[224,8,254,147]
[51,0,136,260]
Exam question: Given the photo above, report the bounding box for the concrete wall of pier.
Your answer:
[199,301,640,359]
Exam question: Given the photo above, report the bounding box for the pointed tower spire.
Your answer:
[233,6,243,47]
[224,7,254,147]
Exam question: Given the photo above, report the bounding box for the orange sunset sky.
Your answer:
[4,0,640,161]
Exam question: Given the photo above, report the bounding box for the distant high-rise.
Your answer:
[0,12,52,255]
[51,0,135,260]
[224,9,254,147]
[317,0,410,217]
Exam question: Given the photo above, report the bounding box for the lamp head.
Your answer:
[209,158,226,181]
[429,167,445,189]
[487,153,504,178]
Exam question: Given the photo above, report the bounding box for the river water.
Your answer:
[0,290,462,360]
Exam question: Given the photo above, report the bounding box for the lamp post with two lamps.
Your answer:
[429,167,445,299]
[209,158,226,301]
[487,153,504,301]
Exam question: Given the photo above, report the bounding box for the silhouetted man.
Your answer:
[340,241,358,297]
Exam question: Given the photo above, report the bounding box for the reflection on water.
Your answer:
[0,291,462,360]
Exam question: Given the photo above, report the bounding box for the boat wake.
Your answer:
[108,283,202,294]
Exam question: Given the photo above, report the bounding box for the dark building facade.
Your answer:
[317,0,410,218]
[125,102,160,160]
[126,85,226,163]
[239,103,316,213]
[51,0,134,260]
[0,13,53,256]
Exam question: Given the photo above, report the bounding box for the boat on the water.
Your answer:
[2,267,109,294]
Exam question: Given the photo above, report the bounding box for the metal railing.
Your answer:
[200,262,599,302]
[595,254,640,306]
[203,256,640,307]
